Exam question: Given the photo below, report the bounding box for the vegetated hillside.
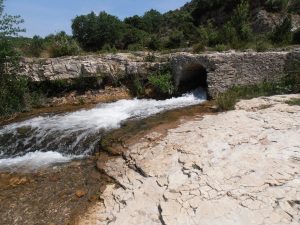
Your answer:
[12,0,300,58]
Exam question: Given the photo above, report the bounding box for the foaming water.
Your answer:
[0,88,206,169]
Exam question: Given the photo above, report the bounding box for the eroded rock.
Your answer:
[78,94,300,225]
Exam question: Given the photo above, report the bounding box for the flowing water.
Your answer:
[0,88,206,170]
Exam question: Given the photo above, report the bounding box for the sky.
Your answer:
[4,0,190,37]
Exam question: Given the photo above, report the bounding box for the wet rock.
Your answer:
[75,190,87,198]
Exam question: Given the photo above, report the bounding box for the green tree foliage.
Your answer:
[148,71,175,95]
[265,0,290,12]
[165,30,184,49]
[270,15,293,44]
[230,0,252,42]
[266,0,300,14]
[47,31,80,57]
[72,11,124,51]
[0,0,24,37]
[28,35,45,57]
[198,20,221,46]
[67,0,299,52]
[293,28,300,44]
[0,0,28,116]
[141,9,163,33]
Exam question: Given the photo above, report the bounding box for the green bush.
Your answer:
[293,28,300,44]
[255,39,273,52]
[127,43,144,51]
[286,98,300,106]
[101,43,117,53]
[221,22,238,45]
[148,71,175,95]
[165,30,184,49]
[270,15,293,44]
[214,44,230,52]
[192,42,205,53]
[132,76,145,96]
[48,31,81,57]
[265,0,289,12]
[146,36,162,51]
[216,82,287,111]
[28,35,45,57]
[216,69,300,111]
[144,53,156,62]
[198,21,220,47]
[230,0,252,42]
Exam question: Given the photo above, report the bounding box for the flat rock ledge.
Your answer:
[79,94,300,225]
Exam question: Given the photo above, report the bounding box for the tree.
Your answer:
[124,15,144,30]
[0,0,24,37]
[141,9,163,33]
[47,31,80,57]
[0,0,27,116]
[28,35,45,57]
[230,0,252,42]
[270,15,293,44]
[72,11,124,51]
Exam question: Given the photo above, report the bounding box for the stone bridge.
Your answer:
[20,49,300,98]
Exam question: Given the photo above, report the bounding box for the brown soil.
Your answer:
[0,158,114,225]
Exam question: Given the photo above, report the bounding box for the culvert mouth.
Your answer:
[177,64,208,94]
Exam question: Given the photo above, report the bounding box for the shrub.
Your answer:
[216,69,300,111]
[165,30,184,49]
[198,21,220,47]
[28,35,45,57]
[229,0,252,43]
[214,44,230,52]
[101,43,117,53]
[216,82,286,111]
[48,32,81,58]
[127,43,144,51]
[192,43,205,53]
[293,28,300,44]
[255,39,273,52]
[148,71,175,95]
[286,98,300,106]
[144,53,156,62]
[132,76,145,96]
[265,0,289,12]
[270,15,293,44]
[146,36,162,51]
[221,22,238,45]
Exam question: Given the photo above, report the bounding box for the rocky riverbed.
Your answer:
[78,94,300,225]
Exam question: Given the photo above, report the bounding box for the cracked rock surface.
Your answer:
[79,94,300,225]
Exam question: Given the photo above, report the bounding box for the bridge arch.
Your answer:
[175,63,208,94]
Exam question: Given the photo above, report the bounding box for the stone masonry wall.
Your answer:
[170,51,292,98]
[20,53,168,82]
[20,49,300,98]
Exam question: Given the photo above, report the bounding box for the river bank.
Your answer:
[0,91,212,225]
[0,86,131,126]
[78,94,300,225]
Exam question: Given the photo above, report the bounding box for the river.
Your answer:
[0,88,206,171]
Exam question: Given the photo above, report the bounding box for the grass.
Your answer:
[216,82,294,111]
[286,98,300,106]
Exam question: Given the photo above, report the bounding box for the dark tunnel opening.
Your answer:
[177,64,208,94]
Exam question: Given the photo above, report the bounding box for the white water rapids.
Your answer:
[0,88,206,170]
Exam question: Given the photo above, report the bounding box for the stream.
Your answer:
[0,88,207,171]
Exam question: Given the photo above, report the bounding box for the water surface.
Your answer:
[0,88,206,170]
